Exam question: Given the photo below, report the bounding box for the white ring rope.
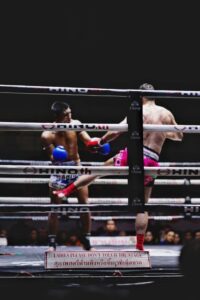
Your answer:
[0,165,128,176]
[0,215,185,221]
[1,83,200,98]
[0,197,198,204]
[0,203,198,214]
[0,122,127,132]
[0,122,200,133]
[0,177,198,185]
[143,124,200,133]
[1,165,200,176]
[158,162,200,167]
[145,167,200,176]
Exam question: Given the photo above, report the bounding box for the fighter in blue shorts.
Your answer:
[41,101,96,251]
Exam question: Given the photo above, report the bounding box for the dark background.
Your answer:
[0,2,199,87]
[0,2,200,161]
[0,3,200,299]
[0,2,200,221]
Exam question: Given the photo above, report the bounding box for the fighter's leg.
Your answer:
[76,185,91,235]
[74,185,92,250]
[74,158,115,250]
[135,187,152,250]
[135,154,159,250]
[74,156,114,189]
[53,157,115,198]
[48,187,62,250]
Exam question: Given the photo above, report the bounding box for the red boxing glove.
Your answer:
[86,138,101,153]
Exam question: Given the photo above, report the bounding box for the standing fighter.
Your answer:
[41,101,99,251]
[53,83,183,251]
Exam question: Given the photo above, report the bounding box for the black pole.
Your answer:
[127,93,145,212]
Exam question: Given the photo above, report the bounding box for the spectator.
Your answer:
[160,230,175,245]
[66,233,82,247]
[158,226,171,244]
[57,230,68,245]
[28,228,40,245]
[118,230,127,236]
[194,231,200,240]
[97,219,119,236]
[144,230,155,245]
[38,227,48,245]
[183,231,193,244]
[174,232,182,245]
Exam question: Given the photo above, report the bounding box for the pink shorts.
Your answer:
[114,148,159,186]
[143,156,159,186]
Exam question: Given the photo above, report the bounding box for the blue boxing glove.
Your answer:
[99,143,111,155]
[86,138,110,155]
[52,146,68,161]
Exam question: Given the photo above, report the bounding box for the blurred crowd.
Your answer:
[0,218,200,247]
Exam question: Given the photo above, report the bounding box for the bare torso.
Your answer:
[41,120,81,163]
[143,102,177,154]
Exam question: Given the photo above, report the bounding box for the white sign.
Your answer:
[45,250,151,269]
[89,236,136,246]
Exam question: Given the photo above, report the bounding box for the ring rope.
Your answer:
[0,203,199,213]
[0,122,200,133]
[0,215,185,221]
[145,167,200,176]
[0,122,127,132]
[0,197,195,204]
[1,165,200,176]
[0,177,197,185]
[0,83,200,98]
[2,215,200,220]
[0,165,128,176]
[0,197,198,204]
[0,204,132,213]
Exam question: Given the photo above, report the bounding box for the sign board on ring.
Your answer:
[45,250,151,269]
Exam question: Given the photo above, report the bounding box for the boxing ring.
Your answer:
[1,84,200,293]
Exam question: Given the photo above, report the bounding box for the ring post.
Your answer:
[127,93,145,212]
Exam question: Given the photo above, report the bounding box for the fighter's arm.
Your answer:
[79,130,93,144]
[71,119,91,144]
[165,112,183,141]
[41,131,55,160]
[78,118,127,145]
[80,117,126,154]
[99,117,127,144]
[76,122,109,153]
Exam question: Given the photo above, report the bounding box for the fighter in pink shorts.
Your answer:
[114,146,159,186]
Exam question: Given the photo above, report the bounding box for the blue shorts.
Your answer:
[49,161,79,190]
